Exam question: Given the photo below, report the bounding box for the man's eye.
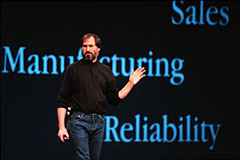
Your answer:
[82,45,95,48]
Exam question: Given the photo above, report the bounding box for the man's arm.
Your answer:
[57,107,69,142]
[118,67,146,99]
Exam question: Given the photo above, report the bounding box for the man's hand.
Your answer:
[58,127,70,143]
[118,67,146,99]
[129,67,146,85]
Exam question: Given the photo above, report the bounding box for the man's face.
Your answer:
[82,36,100,62]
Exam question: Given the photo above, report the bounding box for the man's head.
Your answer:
[81,33,101,62]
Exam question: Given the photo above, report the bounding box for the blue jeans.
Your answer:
[67,112,105,160]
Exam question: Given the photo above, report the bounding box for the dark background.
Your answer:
[1,1,239,160]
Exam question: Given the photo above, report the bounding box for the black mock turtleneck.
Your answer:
[57,59,122,114]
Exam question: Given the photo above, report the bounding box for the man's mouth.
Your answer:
[85,52,92,56]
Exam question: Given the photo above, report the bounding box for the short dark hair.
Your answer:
[81,33,101,48]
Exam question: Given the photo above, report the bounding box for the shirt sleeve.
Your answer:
[57,65,73,109]
[105,70,122,105]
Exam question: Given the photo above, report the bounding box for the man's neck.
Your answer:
[83,58,98,64]
[92,58,98,63]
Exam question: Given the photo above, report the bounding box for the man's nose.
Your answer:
[86,46,90,51]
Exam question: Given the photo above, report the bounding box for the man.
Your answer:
[57,33,145,160]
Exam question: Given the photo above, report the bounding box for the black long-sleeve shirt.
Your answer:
[57,59,122,114]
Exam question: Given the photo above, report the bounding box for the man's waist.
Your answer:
[69,111,105,120]
[73,111,105,116]
[66,105,105,116]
